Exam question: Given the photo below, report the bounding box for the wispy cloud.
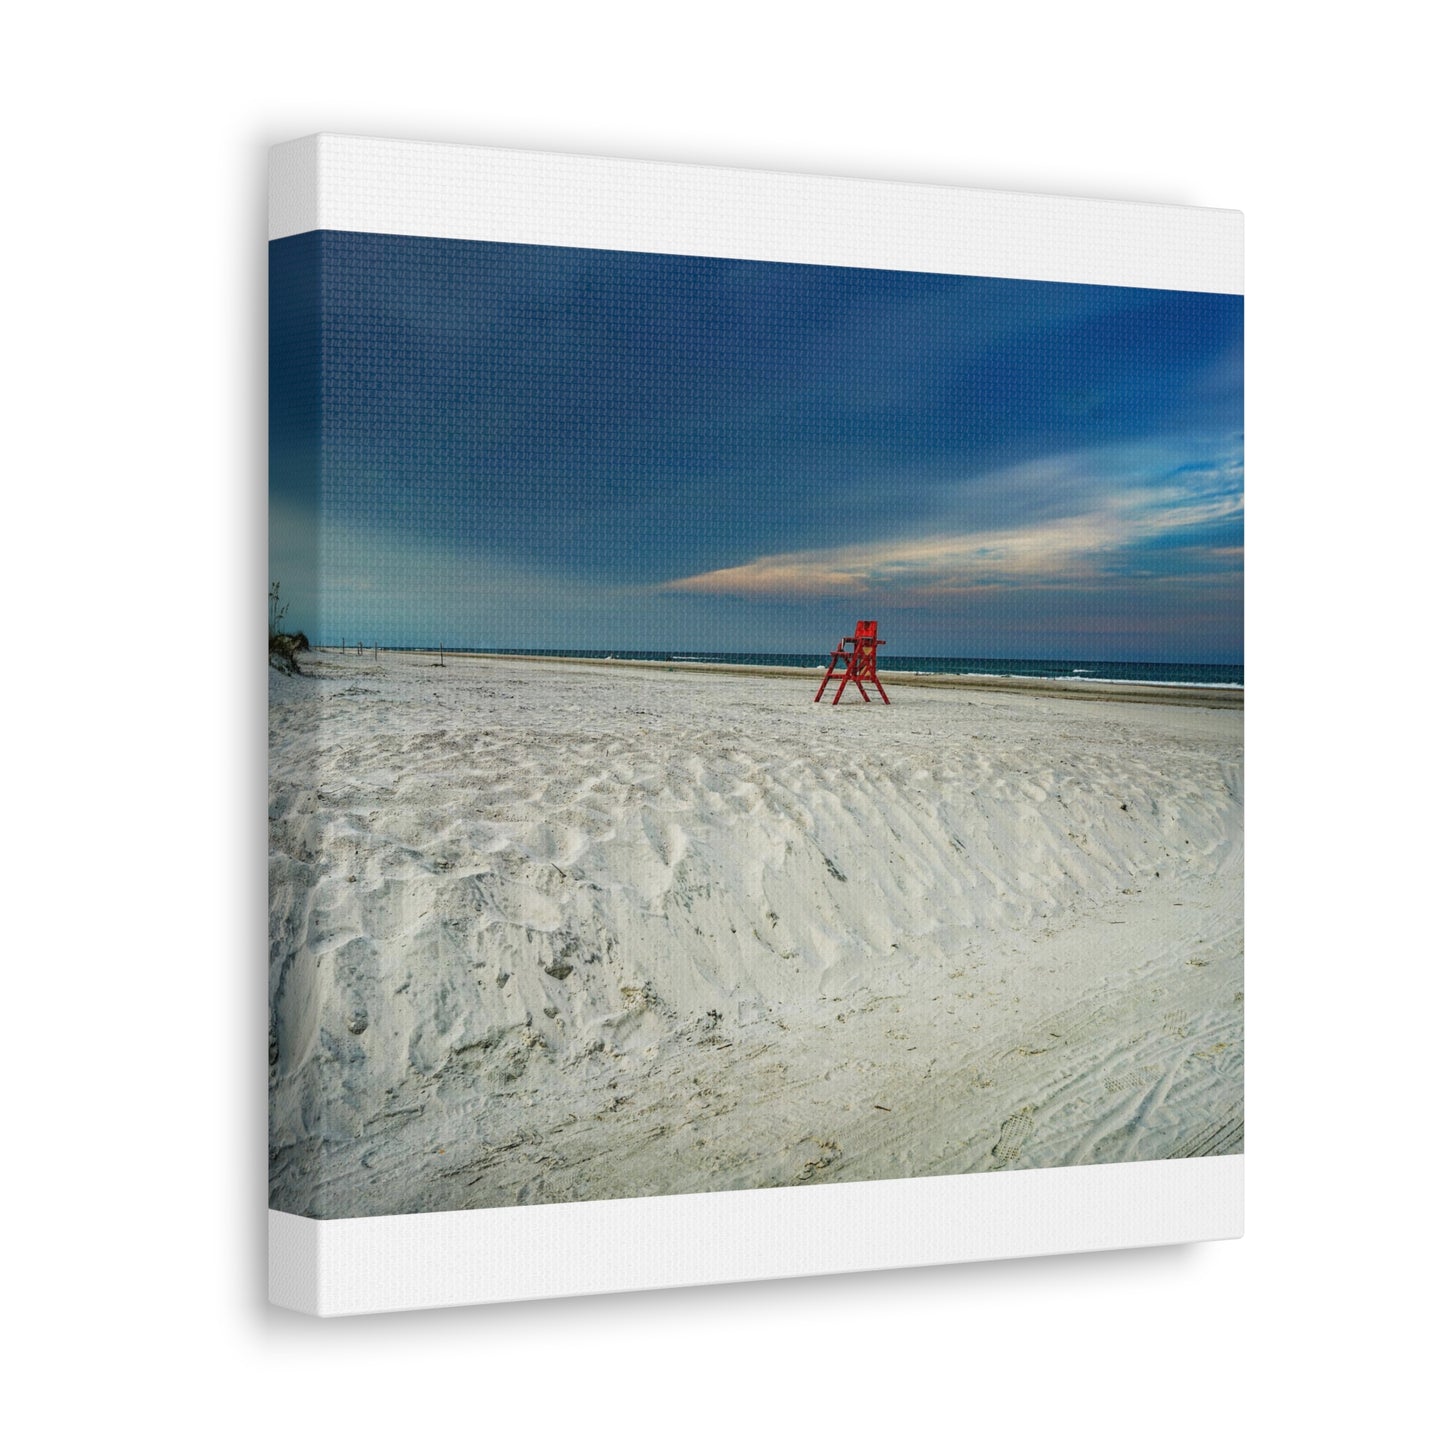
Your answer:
[661,448,1241,603]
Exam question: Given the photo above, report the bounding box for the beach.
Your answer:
[269,652,1243,1218]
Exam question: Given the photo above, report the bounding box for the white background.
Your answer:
[6,2,1436,1439]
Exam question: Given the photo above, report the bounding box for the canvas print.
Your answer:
[269,230,1243,1222]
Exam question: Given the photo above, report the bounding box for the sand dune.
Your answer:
[269,653,1242,1218]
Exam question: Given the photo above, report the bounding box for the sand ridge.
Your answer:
[269,652,1242,1218]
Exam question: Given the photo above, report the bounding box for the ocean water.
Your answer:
[468,648,1244,688]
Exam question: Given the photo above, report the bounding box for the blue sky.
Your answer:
[270,232,1242,660]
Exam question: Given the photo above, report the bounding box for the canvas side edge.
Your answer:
[269,135,321,240]
[268,1209,322,1314]
[267,132,1243,293]
[294,1155,1242,1317]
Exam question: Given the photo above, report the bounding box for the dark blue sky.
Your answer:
[270,231,1242,660]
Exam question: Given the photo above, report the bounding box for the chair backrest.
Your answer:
[854,620,878,640]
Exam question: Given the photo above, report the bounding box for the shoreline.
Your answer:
[327,648,1244,709]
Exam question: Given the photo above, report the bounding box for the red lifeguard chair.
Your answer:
[813,621,890,705]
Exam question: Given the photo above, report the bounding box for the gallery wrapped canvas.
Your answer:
[268,135,1243,1314]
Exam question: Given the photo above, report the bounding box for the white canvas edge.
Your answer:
[268,133,1243,294]
[270,1155,1242,1315]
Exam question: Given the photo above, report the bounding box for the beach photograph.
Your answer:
[269,234,1243,1220]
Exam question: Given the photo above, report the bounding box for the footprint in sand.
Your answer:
[793,1138,842,1182]
[991,1106,1035,1167]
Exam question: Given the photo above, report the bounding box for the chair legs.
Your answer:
[814,643,890,704]
[814,646,847,702]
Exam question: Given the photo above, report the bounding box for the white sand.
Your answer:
[269,652,1242,1218]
